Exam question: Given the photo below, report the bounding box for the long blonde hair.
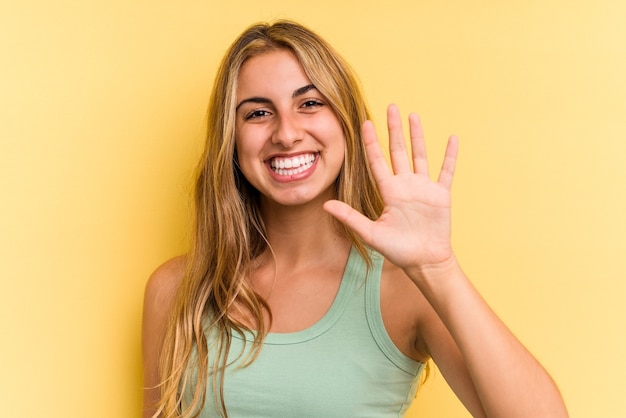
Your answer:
[156,20,383,418]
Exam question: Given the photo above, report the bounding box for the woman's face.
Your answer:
[234,49,346,208]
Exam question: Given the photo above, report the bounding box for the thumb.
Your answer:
[323,200,374,244]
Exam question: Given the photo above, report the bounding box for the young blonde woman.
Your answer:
[142,20,568,418]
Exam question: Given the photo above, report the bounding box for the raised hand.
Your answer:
[324,104,459,273]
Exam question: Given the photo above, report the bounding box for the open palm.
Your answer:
[324,104,458,272]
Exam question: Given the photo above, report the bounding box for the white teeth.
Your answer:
[270,153,316,176]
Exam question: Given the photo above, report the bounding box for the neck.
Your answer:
[258,199,350,269]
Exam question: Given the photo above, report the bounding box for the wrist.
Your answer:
[404,253,462,287]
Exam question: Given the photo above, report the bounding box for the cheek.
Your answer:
[234,131,255,164]
[234,146,252,178]
[233,138,262,188]
[235,124,266,156]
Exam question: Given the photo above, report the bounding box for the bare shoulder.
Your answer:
[380,259,433,362]
[382,259,466,359]
[144,256,187,307]
[142,256,187,344]
[142,256,186,416]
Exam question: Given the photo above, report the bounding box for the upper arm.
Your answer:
[141,256,186,418]
[418,304,487,418]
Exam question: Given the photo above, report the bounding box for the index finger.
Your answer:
[362,120,392,184]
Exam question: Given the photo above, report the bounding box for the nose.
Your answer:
[272,111,303,147]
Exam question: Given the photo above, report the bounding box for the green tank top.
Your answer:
[185,247,425,417]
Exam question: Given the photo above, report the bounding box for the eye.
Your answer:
[244,109,272,120]
[301,99,324,109]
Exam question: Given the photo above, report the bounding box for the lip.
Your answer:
[264,152,319,183]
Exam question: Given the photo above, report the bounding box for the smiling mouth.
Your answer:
[269,153,317,176]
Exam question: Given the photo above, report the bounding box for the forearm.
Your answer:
[408,257,568,418]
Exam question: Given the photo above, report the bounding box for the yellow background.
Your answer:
[1,1,625,417]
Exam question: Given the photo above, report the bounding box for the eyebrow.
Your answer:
[293,84,317,97]
[235,84,318,111]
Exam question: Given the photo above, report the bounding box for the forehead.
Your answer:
[236,50,312,98]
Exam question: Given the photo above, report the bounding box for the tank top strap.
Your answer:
[364,249,424,375]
